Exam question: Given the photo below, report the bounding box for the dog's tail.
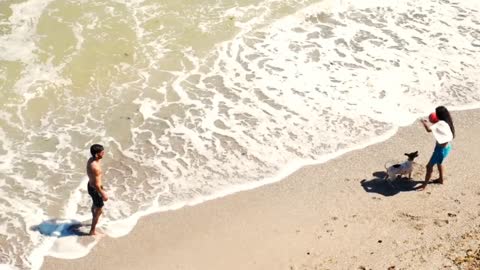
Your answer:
[384,160,397,170]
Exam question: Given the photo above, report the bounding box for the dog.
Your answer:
[385,151,419,181]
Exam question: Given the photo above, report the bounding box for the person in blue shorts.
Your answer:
[418,106,455,191]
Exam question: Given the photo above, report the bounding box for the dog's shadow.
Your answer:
[360,171,423,197]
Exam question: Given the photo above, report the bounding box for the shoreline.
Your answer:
[42,108,480,270]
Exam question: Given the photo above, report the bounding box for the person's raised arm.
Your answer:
[421,119,432,133]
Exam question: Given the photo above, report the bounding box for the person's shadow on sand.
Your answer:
[31,219,91,237]
[360,171,423,196]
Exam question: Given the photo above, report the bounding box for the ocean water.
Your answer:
[1,0,480,269]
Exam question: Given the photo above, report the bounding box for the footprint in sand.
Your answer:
[398,212,421,221]
[434,219,449,227]
[447,213,457,218]
[414,223,426,231]
[398,212,426,230]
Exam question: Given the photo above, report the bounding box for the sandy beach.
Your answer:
[42,109,480,270]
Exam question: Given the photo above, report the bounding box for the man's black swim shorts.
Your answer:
[88,184,104,208]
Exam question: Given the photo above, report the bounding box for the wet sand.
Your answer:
[42,109,480,270]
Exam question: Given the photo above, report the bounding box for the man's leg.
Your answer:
[418,163,433,190]
[89,206,103,235]
[437,164,444,184]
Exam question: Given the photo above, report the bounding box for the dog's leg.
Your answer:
[389,177,397,189]
[385,173,397,189]
[407,167,413,180]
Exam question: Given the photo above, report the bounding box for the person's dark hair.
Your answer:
[90,144,104,157]
[435,106,455,138]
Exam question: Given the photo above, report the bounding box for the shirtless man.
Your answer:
[87,144,108,235]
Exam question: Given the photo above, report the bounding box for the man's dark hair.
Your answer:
[90,144,104,157]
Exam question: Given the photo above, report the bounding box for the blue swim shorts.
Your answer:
[428,143,452,165]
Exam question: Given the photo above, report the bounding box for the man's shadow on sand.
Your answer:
[30,219,91,237]
[360,171,424,197]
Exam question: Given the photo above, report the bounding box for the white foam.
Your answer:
[28,178,93,269]
[212,0,480,132]
[71,22,85,52]
[137,98,161,121]
[0,265,18,270]
[12,59,71,96]
[47,237,98,260]
[0,0,54,62]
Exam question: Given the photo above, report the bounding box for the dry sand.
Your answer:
[42,109,480,270]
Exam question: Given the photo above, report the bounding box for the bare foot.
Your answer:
[416,184,427,191]
[431,179,444,184]
[89,230,103,236]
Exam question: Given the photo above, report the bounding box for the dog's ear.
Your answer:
[404,153,408,156]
